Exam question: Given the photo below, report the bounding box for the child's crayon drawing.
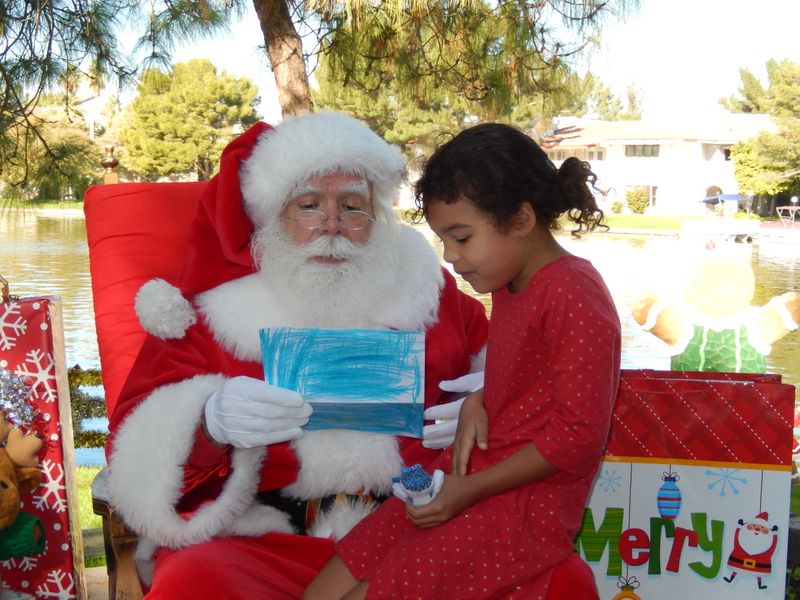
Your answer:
[260,327,425,437]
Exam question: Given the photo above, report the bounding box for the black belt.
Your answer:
[256,489,309,534]
[729,555,771,569]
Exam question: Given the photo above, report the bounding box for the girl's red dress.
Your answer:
[337,255,622,599]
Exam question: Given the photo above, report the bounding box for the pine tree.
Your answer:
[731,60,800,197]
[119,59,259,181]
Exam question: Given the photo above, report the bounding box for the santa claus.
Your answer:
[723,511,779,590]
[106,112,488,598]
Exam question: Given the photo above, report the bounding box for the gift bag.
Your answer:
[0,286,86,599]
[577,369,795,599]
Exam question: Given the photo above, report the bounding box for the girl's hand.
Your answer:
[452,389,488,476]
[405,474,475,528]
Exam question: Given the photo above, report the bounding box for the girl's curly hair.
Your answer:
[413,123,607,238]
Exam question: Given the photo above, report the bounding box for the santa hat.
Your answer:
[240,111,406,229]
[752,512,770,527]
[136,112,406,339]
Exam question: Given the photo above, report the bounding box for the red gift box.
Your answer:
[608,369,795,466]
[0,296,86,599]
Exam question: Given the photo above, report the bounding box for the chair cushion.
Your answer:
[84,181,207,416]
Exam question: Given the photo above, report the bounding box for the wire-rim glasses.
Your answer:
[289,209,375,231]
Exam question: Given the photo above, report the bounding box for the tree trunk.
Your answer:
[252,0,312,118]
[196,154,214,181]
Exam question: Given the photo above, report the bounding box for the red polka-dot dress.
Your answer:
[337,255,621,599]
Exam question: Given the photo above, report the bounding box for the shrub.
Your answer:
[68,365,108,448]
[626,188,650,214]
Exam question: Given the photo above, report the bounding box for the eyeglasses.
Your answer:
[288,209,375,231]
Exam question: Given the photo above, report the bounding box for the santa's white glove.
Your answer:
[439,371,484,395]
[204,376,313,449]
[422,371,485,449]
[422,399,463,449]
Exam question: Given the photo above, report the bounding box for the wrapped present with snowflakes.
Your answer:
[0,290,86,599]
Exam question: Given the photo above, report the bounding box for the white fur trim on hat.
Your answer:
[240,111,406,228]
[135,278,197,340]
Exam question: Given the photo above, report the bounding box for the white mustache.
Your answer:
[300,235,362,260]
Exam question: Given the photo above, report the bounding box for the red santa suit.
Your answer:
[106,113,488,598]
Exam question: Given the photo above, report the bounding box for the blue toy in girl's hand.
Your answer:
[392,464,444,506]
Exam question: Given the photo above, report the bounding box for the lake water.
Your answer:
[436,232,800,393]
[2,210,799,465]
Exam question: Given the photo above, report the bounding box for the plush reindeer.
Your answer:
[0,411,45,590]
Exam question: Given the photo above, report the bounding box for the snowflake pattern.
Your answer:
[15,348,56,403]
[0,553,40,573]
[32,460,67,513]
[597,468,623,493]
[1,299,78,595]
[705,467,748,497]
[35,569,76,599]
[18,555,40,573]
[0,302,27,351]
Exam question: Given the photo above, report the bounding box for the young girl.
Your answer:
[304,123,622,600]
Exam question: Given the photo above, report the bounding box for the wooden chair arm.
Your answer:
[92,467,143,600]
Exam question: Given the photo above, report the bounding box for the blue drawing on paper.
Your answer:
[597,468,623,493]
[260,328,425,437]
[705,468,748,497]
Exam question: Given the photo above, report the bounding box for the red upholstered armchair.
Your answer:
[84,181,206,599]
[83,180,598,599]
[84,182,206,416]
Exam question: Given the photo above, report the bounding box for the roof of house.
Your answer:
[548,112,775,147]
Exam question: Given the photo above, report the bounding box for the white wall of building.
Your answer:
[546,113,774,215]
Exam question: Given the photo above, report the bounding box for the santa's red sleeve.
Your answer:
[106,317,292,554]
[109,319,250,499]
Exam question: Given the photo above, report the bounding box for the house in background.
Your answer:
[544,111,775,215]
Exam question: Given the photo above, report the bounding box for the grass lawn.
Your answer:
[1,198,84,210]
[789,484,800,598]
[76,465,106,567]
[603,214,697,231]
[552,213,712,233]
[793,481,800,516]
[76,466,103,530]
[601,212,776,232]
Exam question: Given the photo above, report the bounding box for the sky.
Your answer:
[168,0,800,123]
[587,0,800,118]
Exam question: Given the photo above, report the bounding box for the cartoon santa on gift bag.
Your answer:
[723,512,779,590]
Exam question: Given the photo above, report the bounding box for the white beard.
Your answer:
[251,219,400,329]
[738,527,774,556]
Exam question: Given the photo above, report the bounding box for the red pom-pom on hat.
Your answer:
[176,121,273,297]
